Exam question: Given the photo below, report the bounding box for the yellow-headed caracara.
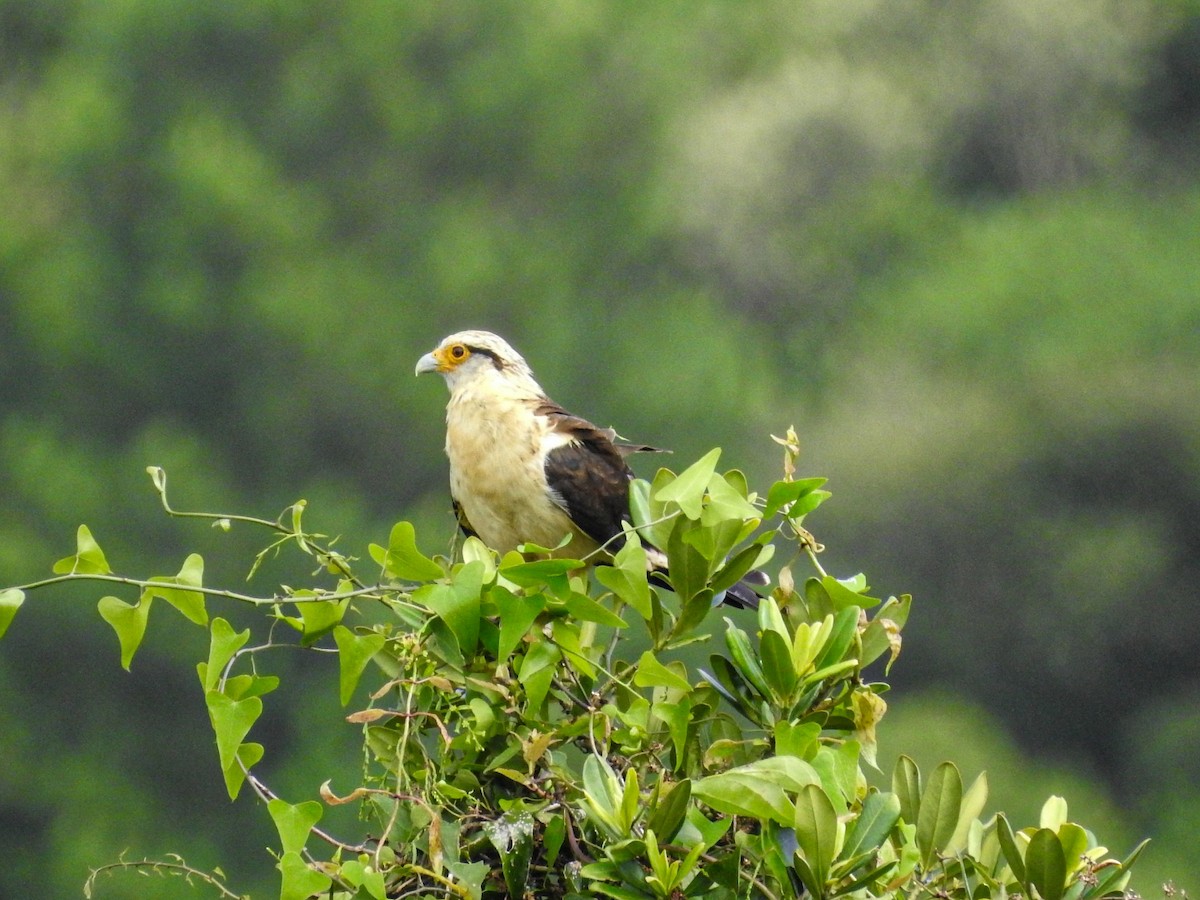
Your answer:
[416,330,763,609]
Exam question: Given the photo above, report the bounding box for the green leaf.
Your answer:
[97,595,152,670]
[418,560,484,656]
[484,811,534,899]
[493,586,546,663]
[594,534,651,619]
[760,629,798,700]
[543,814,566,868]
[295,597,347,645]
[500,556,582,589]
[221,742,263,799]
[820,574,881,610]
[1025,828,1066,900]
[375,521,444,581]
[666,518,711,603]
[651,697,693,765]
[892,755,921,826]
[517,639,560,713]
[0,588,23,639]
[701,471,760,526]
[646,779,692,842]
[143,553,208,625]
[278,850,332,900]
[842,791,901,861]
[333,625,386,706]
[710,541,768,596]
[629,476,675,551]
[693,757,819,824]
[205,690,263,774]
[946,771,988,855]
[52,524,112,575]
[723,621,772,700]
[268,798,323,855]
[764,477,828,518]
[995,813,1025,883]
[794,783,838,889]
[916,761,963,869]
[775,720,820,759]
[632,651,692,693]
[200,618,251,693]
[654,448,721,519]
[563,590,628,628]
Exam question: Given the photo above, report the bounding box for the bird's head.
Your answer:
[415,330,542,396]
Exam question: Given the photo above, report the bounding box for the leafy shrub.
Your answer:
[1,437,1146,899]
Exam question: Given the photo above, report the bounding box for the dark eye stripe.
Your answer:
[465,345,504,368]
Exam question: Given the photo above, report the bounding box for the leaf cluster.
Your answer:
[1,447,1146,899]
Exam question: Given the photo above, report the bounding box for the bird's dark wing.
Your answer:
[452,497,478,540]
[536,402,634,550]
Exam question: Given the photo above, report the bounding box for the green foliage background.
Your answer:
[1,0,1197,895]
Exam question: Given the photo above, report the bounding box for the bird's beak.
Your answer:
[415,350,442,376]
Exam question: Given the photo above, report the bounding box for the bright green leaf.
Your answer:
[0,589,23,639]
[946,771,989,855]
[764,478,828,518]
[517,639,560,713]
[633,651,692,693]
[701,471,760,526]
[268,798,323,855]
[97,594,152,670]
[278,850,332,900]
[655,448,721,520]
[376,521,444,581]
[493,586,546,663]
[594,534,651,619]
[206,690,263,773]
[201,618,251,692]
[144,553,207,626]
[333,625,386,706]
[563,590,628,628]
[221,742,263,800]
[53,525,112,575]
[916,761,963,869]
[418,560,484,656]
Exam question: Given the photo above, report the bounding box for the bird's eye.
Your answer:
[449,344,467,360]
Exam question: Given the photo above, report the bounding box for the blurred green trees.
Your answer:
[1,0,1197,894]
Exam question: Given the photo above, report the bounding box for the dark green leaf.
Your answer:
[995,813,1025,883]
[760,628,798,700]
[666,518,710,603]
[484,811,534,899]
[892,755,921,827]
[1025,828,1066,900]
[646,779,691,842]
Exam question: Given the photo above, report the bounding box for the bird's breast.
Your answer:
[444,393,596,557]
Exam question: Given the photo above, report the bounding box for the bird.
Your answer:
[416,330,763,609]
